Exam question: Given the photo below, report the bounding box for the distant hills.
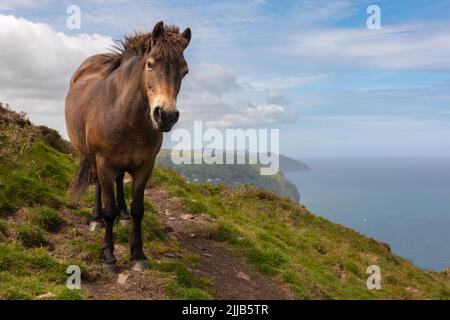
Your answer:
[156,149,308,201]
[278,154,310,172]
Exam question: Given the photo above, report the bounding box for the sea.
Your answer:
[286,157,450,271]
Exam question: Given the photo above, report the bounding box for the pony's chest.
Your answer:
[114,134,161,169]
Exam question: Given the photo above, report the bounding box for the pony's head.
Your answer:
[143,21,191,132]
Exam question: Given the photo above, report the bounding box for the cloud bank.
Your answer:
[0,14,113,133]
[283,23,450,70]
[0,15,296,134]
[179,63,297,128]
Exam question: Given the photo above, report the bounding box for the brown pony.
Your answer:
[65,21,191,271]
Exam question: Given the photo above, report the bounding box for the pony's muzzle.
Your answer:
[153,106,179,132]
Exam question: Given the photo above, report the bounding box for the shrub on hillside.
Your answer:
[15,224,48,248]
[30,207,66,232]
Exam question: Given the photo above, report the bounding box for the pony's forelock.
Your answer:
[105,25,187,77]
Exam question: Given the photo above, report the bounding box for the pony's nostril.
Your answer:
[160,110,178,122]
[153,106,162,120]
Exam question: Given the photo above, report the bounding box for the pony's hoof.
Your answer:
[102,263,116,273]
[89,221,103,232]
[118,218,131,226]
[131,260,148,272]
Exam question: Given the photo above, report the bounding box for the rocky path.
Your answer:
[145,187,293,300]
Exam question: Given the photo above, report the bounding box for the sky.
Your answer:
[0,0,450,158]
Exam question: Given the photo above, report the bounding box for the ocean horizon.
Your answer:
[287,157,450,271]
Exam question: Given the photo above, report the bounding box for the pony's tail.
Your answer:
[69,156,92,203]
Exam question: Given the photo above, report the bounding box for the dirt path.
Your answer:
[146,187,293,300]
[54,210,169,300]
[33,185,293,299]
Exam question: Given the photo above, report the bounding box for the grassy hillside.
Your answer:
[0,106,449,299]
[156,149,301,201]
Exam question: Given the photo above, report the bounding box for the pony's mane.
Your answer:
[105,25,187,76]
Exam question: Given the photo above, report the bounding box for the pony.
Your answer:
[65,21,191,271]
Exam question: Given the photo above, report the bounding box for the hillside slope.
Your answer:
[0,106,449,299]
[156,149,301,201]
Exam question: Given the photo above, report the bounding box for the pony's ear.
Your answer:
[182,27,191,47]
[152,21,164,40]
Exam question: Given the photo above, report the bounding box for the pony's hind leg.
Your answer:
[97,158,118,272]
[116,172,131,225]
[89,181,104,231]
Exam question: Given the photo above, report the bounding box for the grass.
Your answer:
[0,219,7,235]
[30,207,66,232]
[151,260,212,299]
[0,140,75,215]
[0,243,83,299]
[15,224,49,248]
[115,224,131,245]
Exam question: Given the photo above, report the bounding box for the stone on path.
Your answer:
[36,292,56,299]
[117,273,128,285]
[236,271,251,282]
[181,213,194,220]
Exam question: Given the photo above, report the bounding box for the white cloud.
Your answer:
[0,15,296,136]
[0,15,113,134]
[265,88,289,105]
[204,102,295,128]
[180,63,298,128]
[283,23,450,70]
[179,86,297,128]
[239,73,328,90]
[186,63,240,96]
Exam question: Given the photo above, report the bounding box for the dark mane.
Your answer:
[105,25,187,77]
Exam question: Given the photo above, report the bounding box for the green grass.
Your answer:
[150,166,450,300]
[0,219,7,235]
[0,139,75,215]
[115,224,131,245]
[15,224,49,248]
[0,243,83,299]
[30,207,66,232]
[142,200,166,241]
[0,119,87,299]
[151,260,212,299]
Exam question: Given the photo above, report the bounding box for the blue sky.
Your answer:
[1,0,450,158]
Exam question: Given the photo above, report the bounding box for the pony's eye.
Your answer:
[147,61,154,70]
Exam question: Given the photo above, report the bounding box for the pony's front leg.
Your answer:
[97,159,118,272]
[129,165,153,271]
